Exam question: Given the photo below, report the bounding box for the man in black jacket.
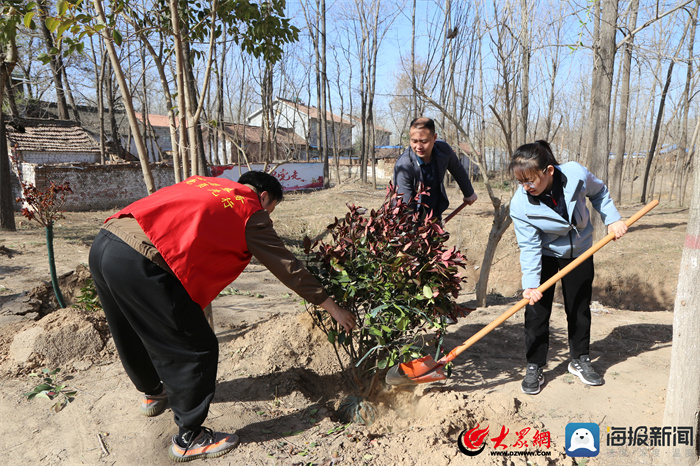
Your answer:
[393,117,477,220]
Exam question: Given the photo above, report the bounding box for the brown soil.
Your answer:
[0,180,686,465]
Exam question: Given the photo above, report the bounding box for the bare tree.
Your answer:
[0,42,17,230]
[87,31,108,164]
[610,0,639,203]
[662,121,700,465]
[585,0,618,237]
[519,0,530,146]
[35,0,69,119]
[93,0,156,193]
[348,0,397,185]
[487,2,520,158]
[640,17,691,203]
[671,0,700,206]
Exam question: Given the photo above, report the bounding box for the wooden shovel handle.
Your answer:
[438,199,660,365]
[444,200,469,223]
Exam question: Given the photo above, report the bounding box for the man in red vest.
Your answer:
[89,171,355,462]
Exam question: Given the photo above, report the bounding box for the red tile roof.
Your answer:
[135,112,176,128]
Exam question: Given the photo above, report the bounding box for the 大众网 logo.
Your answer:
[458,424,489,456]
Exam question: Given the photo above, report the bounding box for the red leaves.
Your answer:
[16,179,73,228]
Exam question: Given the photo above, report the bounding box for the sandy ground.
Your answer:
[0,180,688,465]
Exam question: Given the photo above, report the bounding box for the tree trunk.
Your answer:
[681,118,700,205]
[610,0,639,203]
[520,0,530,146]
[216,40,227,166]
[60,64,81,123]
[182,39,207,176]
[93,0,155,194]
[474,203,512,306]
[46,223,66,309]
[662,133,700,465]
[36,0,69,120]
[138,31,181,181]
[642,41,684,203]
[105,62,121,156]
[319,0,329,187]
[411,0,417,115]
[168,0,189,178]
[0,43,18,231]
[673,0,699,206]
[89,39,108,164]
[586,0,618,238]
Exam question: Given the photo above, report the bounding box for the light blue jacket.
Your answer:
[509,161,621,289]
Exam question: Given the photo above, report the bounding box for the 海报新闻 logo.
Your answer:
[565,423,599,457]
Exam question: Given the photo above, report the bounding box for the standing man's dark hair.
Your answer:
[238,171,284,202]
[410,117,436,134]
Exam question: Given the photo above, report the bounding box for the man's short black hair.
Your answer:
[410,117,436,134]
[238,171,284,202]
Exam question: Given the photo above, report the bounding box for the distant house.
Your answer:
[6,118,100,165]
[204,124,307,164]
[132,112,176,161]
[349,116,392,147]
[374,146,404,160]
[246,98,353,158]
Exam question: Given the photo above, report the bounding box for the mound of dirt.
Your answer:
[219,312,353,403]
[2,306,112,375]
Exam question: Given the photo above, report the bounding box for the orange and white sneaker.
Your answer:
[169,427,239,462]
[140,388,168,417]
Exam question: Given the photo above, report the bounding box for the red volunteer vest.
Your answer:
[108,176,262,308]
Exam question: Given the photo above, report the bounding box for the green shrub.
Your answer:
[75,278,102,312]
[304,185,468,388]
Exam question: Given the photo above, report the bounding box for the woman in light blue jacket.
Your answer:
[509,141,627,395]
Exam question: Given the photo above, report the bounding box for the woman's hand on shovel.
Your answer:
[608,220,628,240]
[320,297,356,332]
[523,288,543,305]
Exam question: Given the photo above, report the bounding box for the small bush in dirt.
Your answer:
[14,169,73,308]
[75,278,102,312]
[304,185,468,392]
[24,368,77,413]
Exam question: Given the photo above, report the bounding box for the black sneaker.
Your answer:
[568,355,603,386]
[521,363,544,395]
[169,427,239,462]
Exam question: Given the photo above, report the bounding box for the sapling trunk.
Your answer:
[45,223,66,308]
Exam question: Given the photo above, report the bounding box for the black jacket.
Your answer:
[392,140,474,218]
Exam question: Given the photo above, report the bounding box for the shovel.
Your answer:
[443,200,469,223]
[385,199,659,386]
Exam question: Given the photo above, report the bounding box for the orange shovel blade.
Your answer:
[399,355,447,383]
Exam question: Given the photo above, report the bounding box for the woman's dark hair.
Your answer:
[238,170,284,202]
[509,140,559,179]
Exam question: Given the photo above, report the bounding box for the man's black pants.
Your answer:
[524,255,594,367]
[89,229,218,431]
